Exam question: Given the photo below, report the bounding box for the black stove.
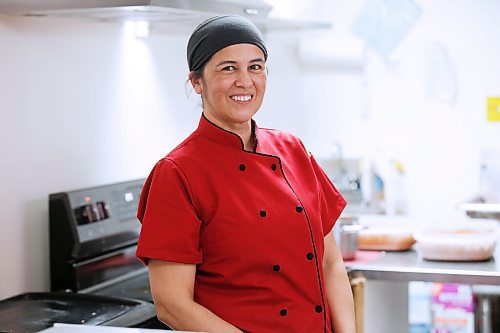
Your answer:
[47,179,169,329]
[0,179,172,333]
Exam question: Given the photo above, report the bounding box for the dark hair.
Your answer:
[185,65,205,106]
[191,67,204,80]
[187,15,268,73]
[185,65,204,95]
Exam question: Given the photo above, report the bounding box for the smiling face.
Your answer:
[189,43,267,132]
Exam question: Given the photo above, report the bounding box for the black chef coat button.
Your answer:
[280,308,288,316]
[239,163,246,171]
[273,264,281,272]
[315,305,323,313]
[271,163,277,171]
[260,210,267,218]
[296,205,303,213]
[306,252,314,260]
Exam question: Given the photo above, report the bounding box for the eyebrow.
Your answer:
[215,58,265,67]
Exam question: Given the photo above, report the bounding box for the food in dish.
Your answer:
[415,220,498,261]
[358,228,416,251]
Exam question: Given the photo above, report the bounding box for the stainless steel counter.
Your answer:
[346,245,500,285]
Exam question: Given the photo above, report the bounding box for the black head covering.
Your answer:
[187,15,268,72]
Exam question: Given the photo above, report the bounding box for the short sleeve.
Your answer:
[136,158,202,265]
[310,154,347,236]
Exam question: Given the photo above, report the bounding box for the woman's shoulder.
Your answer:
[257,126,308,153]
[145,133,203,178]
[256,126,312,160]
[258,126,302,144]
[167,131,202,157]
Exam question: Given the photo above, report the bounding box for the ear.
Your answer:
[188,72,203,95]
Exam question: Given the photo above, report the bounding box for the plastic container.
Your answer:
[415,219,498,262]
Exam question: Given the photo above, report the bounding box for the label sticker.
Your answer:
[487,97,500,122]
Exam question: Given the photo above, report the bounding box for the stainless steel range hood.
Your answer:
[0,0,330,32]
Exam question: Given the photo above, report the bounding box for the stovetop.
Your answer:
[0,292,155,333]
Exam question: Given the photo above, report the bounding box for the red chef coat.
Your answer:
[137,114,346,333]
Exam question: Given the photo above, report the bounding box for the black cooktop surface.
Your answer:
[0,292,154,333]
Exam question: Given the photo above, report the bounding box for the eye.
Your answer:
[222,65,236,71]
[249,64,263,71]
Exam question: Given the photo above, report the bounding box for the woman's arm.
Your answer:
[148,259,243,333]
[323,231,357,333]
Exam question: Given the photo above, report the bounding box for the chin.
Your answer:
[236,104,260,116]
[234,110,258,122]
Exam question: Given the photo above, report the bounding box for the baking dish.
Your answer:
[358,227,416,251]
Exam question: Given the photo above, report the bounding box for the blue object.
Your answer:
[351,0,422,59]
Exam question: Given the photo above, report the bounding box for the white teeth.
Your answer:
[231,95,252,102]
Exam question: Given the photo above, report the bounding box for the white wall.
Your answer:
[1,0,500,299]
[0,12,313,299]
[0,15,202,298]
[267,0,500,218]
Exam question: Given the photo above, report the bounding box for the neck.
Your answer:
[241,129,255,151]
[203,112,254,151]
[230,124,255,151]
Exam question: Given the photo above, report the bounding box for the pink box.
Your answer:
[431,283,474,333]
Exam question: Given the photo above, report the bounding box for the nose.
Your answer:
[235,70,253,88]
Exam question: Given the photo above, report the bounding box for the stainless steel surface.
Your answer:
[478,297,492,333]
[0,0,330,32]
[318,158,368,214]
[461,203,500,220]
[335,216,364,260]
[346,245,500,285]
[0,0,271,17]
[474,293,500,333]
[338,229,358,260]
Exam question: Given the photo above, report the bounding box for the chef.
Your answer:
[136,15,356,333]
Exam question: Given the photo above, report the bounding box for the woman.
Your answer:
[136,15,356,333]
